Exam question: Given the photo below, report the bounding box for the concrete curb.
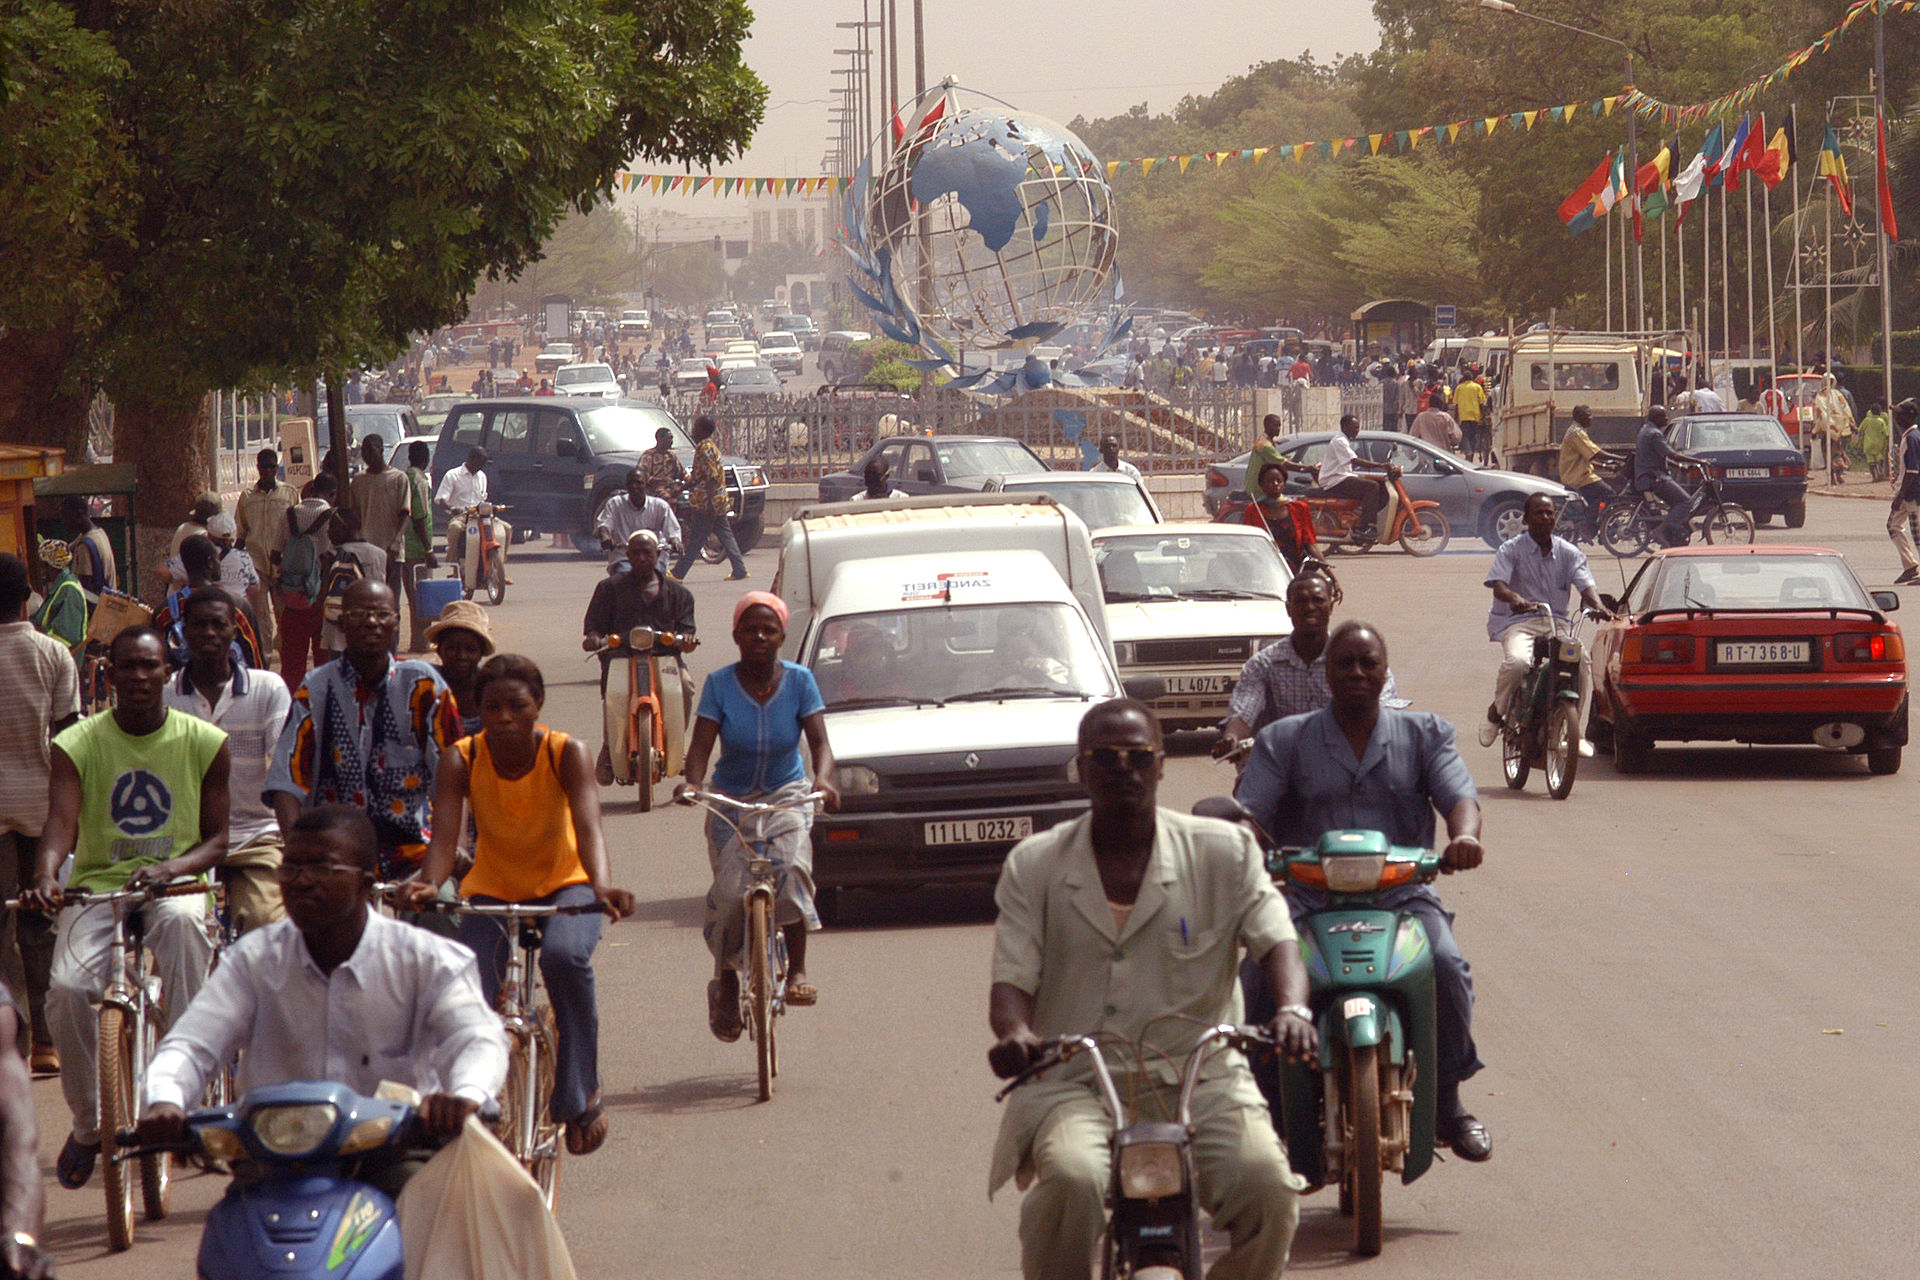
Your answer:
[1809,484,1894,502]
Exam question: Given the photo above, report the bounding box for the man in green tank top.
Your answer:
[24,625,230,1191]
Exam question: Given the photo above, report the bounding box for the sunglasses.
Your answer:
[1079,745,1162,772]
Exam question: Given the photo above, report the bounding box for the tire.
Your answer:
[1482,497,1526,550]
[1399,508,1450,557]
[139,1005,170,1221]
[529,1006,562,1210]
[1785,496,1807,529]
[748,894,774,1101]
[1600,504,1650,558]
[1868,746,1903,775]
[1544,701,1580,799]
[1348,1042,1383,1257]
[1704,504,1756,545]
[1614,720,1652,774]
[633,708,655,813]
[732,515,765,555]
[1501,727,1530,789]
[1587,705,1614,753]
[814,885,842,928]
[99,1006,136,1252]
[485,552,507,605]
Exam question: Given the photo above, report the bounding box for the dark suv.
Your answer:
[429,398,769,553]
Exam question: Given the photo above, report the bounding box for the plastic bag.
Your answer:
[397,1115,579,1280]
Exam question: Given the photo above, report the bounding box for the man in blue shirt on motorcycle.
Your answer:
[1236,622,1494,1162]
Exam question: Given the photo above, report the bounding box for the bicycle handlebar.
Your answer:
[2,878,207,911]
[371,884,607,917]
[677,787,826,816]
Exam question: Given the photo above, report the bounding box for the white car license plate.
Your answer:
[1726,467,1770,479]
[1716,640,1810,665]
[1162,674,1233,695]
[924,817,1033,846]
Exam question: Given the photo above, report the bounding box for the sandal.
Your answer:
[785,979,819,1007]
[708,979,742,1042]
[56,1132,99,1190]
[565,1097,608,1156]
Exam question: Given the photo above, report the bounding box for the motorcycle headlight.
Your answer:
[835,764,880,796]
[250,1103,338,1157]
[198,1127,245,1161]
[1322,854,1387,894]
[628,626,659,651]
[338,1114,396,1155]
[1118,1142,1186,1200]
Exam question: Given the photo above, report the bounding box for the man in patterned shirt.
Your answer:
[266,580,461,879]
[668,415,747,582]
[1212,569,1402,760]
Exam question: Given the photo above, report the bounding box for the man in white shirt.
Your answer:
[1689,374,1726,413]
[165,587,292,932]
[594,466,683,569]
[433,446,496,572]
[1088,434,1143,481]
[1312,414,1389,538]
[140,804,507,1149]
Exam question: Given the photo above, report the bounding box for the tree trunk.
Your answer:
[116,396,210,603]
[0,328,91,458]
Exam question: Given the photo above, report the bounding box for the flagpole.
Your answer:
[1745,178,1757,361]
[1876,7,1896,417]
[1679,188,1688,349]
[1792,135,1806,379]
[1702,177,1713,379]
[1661,203,1670,331]
[1764,175,1778,383]
[1825,145,1834,376]
[1605,194,1613,329]
[1720,182,1731,379]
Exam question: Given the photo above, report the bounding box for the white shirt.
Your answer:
[147,911,508,1110]
[1089,458,1143,481]
[435,465,489,511]
[593,492,683,564]
[1690,387,1726,412]
[216,546,261,597]
[165,663,290,849]
[1318,432,1360,487]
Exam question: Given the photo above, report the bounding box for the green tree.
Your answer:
[0,0,763,590]
[731,240,826,307]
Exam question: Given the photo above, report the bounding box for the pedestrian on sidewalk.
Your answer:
[1886,402,1920,585]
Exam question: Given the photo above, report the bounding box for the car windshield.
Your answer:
[676,360,709,374]
[937,440,1046,479]
[762,334,798,349]
[1007,479,1156,530]
[1096,532,1290,602]
[578,405,691,454]
[555,364,614,388]
[807,601,1114,708]
[1685,418,1794,450]
[1645,555,1873,612]
[725,368,779,385]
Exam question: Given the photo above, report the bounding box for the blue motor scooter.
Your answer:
[124,1082,418,1279]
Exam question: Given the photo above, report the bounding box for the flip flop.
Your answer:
[785,980,819,1007]
[56,1132,99,1190]
[565,1098,608,1156]
[708,979,742,1042]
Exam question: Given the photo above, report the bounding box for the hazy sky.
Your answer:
[696,0,1382,176]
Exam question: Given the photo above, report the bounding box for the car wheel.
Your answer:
[1784,496,1807,529]
[1868,746,1902,775]
[732,516,765,554]
[1613,720,1652,774]
[1482,497,1527,549]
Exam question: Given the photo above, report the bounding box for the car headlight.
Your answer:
[835,764,880,795]
[250,1103,338,1157]
[1112,642,1134,665]
[1118,1141,1186,1200]
[740,467,765,487]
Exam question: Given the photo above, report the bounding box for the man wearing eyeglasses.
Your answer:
[987,700,1314,1280]
[267,581,463,881]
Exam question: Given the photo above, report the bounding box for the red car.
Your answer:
[1590,546,1908,774]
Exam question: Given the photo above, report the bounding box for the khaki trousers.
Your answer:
[222,835,286,934]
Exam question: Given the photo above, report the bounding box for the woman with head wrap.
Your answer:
[30,540,87,653]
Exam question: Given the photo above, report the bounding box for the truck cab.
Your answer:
[1493,331,1683,477]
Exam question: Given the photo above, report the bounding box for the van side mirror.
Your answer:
[1873,590,1901,612]
[554,437,577,458]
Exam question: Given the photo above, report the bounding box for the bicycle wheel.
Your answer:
[1544,701,1580,799]
[1501,727,1530,790]
[770,928,789,1081]
[528,1005,562,1210]
[1398,508,1450,557]
[1704,503,1756,545]
[747,895,774,1101]
[139,1005,170,1222]
[1599,504,1650,557]
[99,1006,136,1251]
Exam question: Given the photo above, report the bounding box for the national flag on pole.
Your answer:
[1637,140,1674,234]
[1560,150,1615,233]
[1708,117,1748,188]
[1817,121,1854,217]
[1672,145,1709,222]
[1727,113,1767,190]
[1878,108,1899,242]
[1753,107,1797,189]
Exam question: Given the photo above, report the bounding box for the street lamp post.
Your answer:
[1478,0,1641,333]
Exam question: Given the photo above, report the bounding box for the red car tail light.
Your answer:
[1622,634,1695,665]
[1775,460,1807,478]
[1835,633,1905,663]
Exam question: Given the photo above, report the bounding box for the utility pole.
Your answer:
[1875,6,1896,416]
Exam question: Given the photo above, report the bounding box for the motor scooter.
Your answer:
[1299,466,1450,556]
[457,503,511,605]
[1497,604,1600,799]
[996,1023,1275,1280]
[595,626,694,811]
[120,1082,420,1279]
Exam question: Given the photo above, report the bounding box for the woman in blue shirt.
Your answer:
[677,592,838,1041]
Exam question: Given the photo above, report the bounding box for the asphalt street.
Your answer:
[42,491,1920,1277]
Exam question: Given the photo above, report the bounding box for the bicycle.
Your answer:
[676,788,825,1102]
[1599,462,1756,557]
[8,879,207,1251]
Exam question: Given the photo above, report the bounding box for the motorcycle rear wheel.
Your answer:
[1348,1042,1384,1257]
[1544,702,1580,799]
[1599,505,1650,557]
[485,552,507,605]
[1501,727,1530,790]
[1399,508,1450,557]
[1703,503,1756,545]
[633,708,655,813]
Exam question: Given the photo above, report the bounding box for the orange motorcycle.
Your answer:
[1300,466,1450,556]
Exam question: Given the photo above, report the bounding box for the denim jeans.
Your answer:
[671,509,745,579]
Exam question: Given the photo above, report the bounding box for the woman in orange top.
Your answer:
[405,654,635,1156]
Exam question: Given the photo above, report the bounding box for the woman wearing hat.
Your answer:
[674,592,838,1040]
[426,599,496,736]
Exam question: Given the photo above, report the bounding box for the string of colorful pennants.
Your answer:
[614,172,850,196]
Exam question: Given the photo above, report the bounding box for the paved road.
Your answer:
[43,494,1920,1276]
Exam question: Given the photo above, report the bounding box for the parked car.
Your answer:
[720,366,783,397]
[983,472,1162,529]
[818,330,873,382]
[818,435,1049,501]
[429,398,768,554]
[1093,523,1293,732]
[1590,546,1907,773]
[553,362,622,401]
[759,331,804,374]
[1206,430,1570,549]
[1667,413,1810,528]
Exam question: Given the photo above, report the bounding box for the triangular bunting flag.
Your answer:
[1252,147,1269,163]
[1368,133,1384,155]
[1106,161,1120,179]
[1317,140,1332,159]
[1483,116,1500,135]
[1177,155,1193,173]
[1524,110,1539,129]
[1447,122,1463,144]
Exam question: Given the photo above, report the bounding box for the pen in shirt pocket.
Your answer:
[1180,916,1188,945]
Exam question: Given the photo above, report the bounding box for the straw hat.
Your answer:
[423,599,496,654]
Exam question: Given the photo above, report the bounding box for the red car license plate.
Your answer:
[1715,640,1810,666]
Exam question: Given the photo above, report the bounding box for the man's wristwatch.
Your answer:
[5,1230,36,1251]
[1276,1004,1312,1023]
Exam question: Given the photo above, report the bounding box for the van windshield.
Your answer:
[578,405,691,454]
[807,601,1115,709]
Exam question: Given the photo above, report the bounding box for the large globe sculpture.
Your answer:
[842,92,1119,365]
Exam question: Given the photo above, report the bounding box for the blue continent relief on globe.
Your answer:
[909,122,1037,254]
